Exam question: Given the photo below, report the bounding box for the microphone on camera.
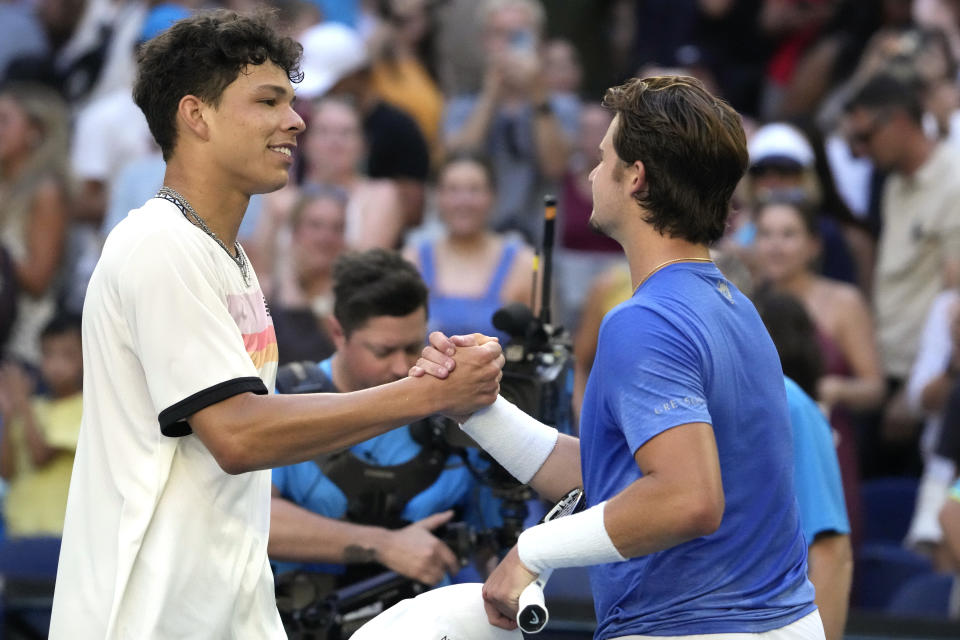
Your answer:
[492,302,536,340]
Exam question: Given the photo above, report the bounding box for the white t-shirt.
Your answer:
[70,89,153,188]
[49,198,284,639]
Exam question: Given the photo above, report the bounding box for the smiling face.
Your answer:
[754,203,819,283]
[436,159,495,237]
[200,62,305,195]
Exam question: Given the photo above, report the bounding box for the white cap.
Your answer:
[351,583,524,640]
[748,123,815,168]
[297,22,368,99]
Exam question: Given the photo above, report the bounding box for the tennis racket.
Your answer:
[516,487,585,633]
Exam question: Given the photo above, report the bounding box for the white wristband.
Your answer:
[459,396,558,484]
[517,501,626,575]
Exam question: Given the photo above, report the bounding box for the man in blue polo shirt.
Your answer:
[418,75,823,638]
[269,249,497,588]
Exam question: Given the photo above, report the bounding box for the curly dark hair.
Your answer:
[133,9,303,161]
[602,75,748,245]
[333,250,428,336]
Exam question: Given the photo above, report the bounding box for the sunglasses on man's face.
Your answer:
[848,111,892,147]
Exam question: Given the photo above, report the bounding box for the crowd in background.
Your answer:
[3,0,960,632]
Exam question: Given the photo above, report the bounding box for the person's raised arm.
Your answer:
[18,179,68,297]
[444,69,502,152]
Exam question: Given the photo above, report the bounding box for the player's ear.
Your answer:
[627,160,647,197]
[328,316,346,350]
[177,94,210,142]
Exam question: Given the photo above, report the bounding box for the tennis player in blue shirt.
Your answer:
[415,75,824,639]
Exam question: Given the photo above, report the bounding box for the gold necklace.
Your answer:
[635,257,713,292]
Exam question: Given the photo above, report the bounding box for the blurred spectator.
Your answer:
[403,152,534,342]
[0,82,70,367]
[7,0,150,105]
[0,0,49,84]
[759,0,838,119]
[269,186,347,365]
[555,103,621,331]
[62,3,189,314]
[71,3,187,227]
[904,290,960,556]
[300,96,403,249]
[0,314,82,538]
[728,122,859,286]
[542,38,582,99]
[775,0,905,121]
[845,71,960,474]
[443,0,578,242]
[369,0,445,165]
[694,0,771,117]
[754,196,884,413]
[753,195,883,550]
[299,20,430,229]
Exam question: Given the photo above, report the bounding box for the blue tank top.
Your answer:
[418,239,519,343]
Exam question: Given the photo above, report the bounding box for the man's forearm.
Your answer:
[528,435,583,503]
[269,496,386,564]
[532,111,570,179]
[192,376,443,474]
[460,397,581,502]
[446,92,498,151]
[807,533,853,640]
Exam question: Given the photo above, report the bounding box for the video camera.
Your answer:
[475,195,575,488]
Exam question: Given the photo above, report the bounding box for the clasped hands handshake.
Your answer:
[409,331,505,422]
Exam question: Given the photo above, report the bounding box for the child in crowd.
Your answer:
[0,314,83,537]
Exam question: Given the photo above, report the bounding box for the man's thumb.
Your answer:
[416,510,455,530]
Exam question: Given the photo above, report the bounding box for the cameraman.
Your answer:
[270,249,495,587]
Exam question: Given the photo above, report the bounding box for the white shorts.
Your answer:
[611,609,824,640]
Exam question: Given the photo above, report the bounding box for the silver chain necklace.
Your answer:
[156,186,251,286]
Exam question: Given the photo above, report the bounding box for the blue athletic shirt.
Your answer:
[784,377,850,545]
[271,358,500,575]
[579,262,816,638]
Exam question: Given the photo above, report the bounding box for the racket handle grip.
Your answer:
[517,569,553,633]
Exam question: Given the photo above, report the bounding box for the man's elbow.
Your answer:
[196,427,259,475]
[683,491,725,538]
[212,439,257,475]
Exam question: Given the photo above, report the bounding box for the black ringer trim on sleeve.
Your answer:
[158,377,269,437]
